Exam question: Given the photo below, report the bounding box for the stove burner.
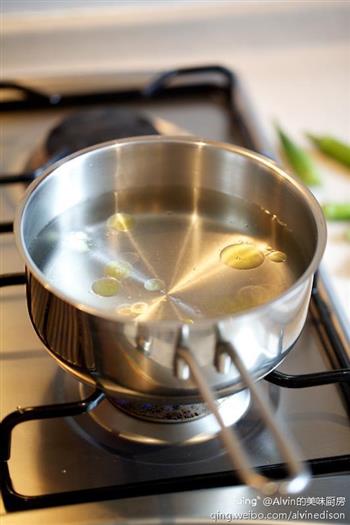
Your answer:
[59,374,278,466]
[111,398,216,423]
[47,108,158,155]
[61,379,278,466]
[74,383,252,452]
[26,108,158,172]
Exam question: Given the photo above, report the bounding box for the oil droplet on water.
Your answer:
[91,277,119,297]
[181,317,194,324]
[267,250,287,263]
[215,285,270,315]
[220,243,264,270]
[117,304,135,317]
[237,285,271,308]
[131,302,148,315]
[107,213,134,232]
[144,278,165,292]
[104,260,132,279]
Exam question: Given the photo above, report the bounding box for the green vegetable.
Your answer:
[275,125,321,186]
[345,229,350,242]
[306,134,350,169]
[323,203,350,221]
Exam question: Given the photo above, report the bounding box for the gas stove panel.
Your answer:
[1,69,349,518]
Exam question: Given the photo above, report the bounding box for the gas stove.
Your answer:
[1,66,350,524]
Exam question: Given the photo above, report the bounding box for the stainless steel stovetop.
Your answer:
[1,68,349,524]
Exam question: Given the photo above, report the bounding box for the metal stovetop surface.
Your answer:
[1,70,349,523]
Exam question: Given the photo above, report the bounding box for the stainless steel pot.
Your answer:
[15,136,327,494]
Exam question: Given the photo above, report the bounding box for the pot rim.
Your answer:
[14,135,327,328]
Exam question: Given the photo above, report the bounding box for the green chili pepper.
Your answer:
[323,203,350,221]
[275,125,321,186]
[306,134,350,169]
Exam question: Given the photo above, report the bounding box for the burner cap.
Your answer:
[47,108,158,157]
[26,108,158,172]
[111,398,214,423]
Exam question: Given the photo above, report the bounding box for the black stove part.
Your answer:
[0,222,14,233]
[0,65,267,236]
[266,369,350,388]
[311,280,350,369]
[0,151,71,189]
[112,398,211,422]
[1,453,350,514]
[1,446,349,513]
[310,277,350,418]
[0,107,157,229]
[38,108,158,167]
[0,66,265,157]
[0,389,105,462]
[0,81,61,107]
[142,65,235,98]
[259,274,350,415]
[143,65,260,154]
[0,81,215,112]
[0,172,35,185]
[0,65,234,113]
[0,273,26,287]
